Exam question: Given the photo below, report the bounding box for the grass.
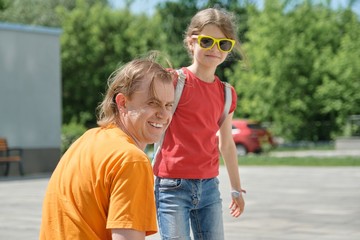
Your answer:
[273,142,335,151]
[230,141,360,166]
[235,155,360,166]
[149,142,360,166]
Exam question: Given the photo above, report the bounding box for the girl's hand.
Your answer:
[229,191,245,218]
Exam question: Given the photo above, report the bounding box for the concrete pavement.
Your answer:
[1,166,360,240]
[269,149,360,158]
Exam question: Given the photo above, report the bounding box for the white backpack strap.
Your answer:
[172,69,186,114]
[152,69,186,166]
[218,82,232,127]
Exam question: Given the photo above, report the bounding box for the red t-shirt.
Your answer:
[153,67,237,179]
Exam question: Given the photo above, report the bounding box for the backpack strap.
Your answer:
[218,82,232,127]
[172,69,186,114]
[152,69,186,165]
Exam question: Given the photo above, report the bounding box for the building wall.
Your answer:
[0,23,62,176]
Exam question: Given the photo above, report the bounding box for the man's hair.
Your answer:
[97,53,174,127]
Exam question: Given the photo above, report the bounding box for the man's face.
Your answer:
[121,78,174,149]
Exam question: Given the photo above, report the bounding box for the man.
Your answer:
[40,56,175,240]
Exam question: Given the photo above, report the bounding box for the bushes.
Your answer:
[61,120,87,154]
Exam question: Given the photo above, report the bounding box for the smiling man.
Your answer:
[40,56,175,240]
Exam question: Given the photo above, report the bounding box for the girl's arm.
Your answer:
[218,112,245,217]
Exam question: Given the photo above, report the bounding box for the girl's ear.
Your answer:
[187,36,194,50]
[115,93,127,111]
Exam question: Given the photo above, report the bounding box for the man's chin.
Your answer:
[145,135,162,145]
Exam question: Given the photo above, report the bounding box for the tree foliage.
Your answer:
[60,2,167,125]
[314,10,360,137]
[228,0,360,141]
[155,0,200,68]
[0,0,168,125]
[1,0,359,142]
[0,0,108,27]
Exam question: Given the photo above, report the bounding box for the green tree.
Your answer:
[0,0,8,10]
[0,0,108,27]
[60,2,167,125]
[229,0,360,141]
[154,0,199,68]
[314,10,360,137]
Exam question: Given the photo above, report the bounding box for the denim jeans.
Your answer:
[155,177,224,240]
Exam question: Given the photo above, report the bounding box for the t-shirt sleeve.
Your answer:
[230,85,238,114]
[106,154,157,236]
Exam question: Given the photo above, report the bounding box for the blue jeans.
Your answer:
[155,177,224,240]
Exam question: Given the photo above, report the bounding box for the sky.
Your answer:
[109,0,167,15]
[109,0,360,15]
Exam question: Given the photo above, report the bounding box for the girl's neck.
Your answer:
[187,64,216,83]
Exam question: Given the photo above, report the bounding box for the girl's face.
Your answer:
[190,24,230,69]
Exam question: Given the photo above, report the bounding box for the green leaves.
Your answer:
[60,3,167,125]
[228,0,360,141]
[1,0,359,141]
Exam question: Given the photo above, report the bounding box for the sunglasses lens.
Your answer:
[199,37,214,48]
[219,40,233,51]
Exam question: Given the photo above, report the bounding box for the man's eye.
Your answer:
[148,101,157,106]
[166,104,173,110]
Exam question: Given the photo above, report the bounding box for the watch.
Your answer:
[231,189,245,198]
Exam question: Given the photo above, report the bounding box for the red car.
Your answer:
[230,119,276,156]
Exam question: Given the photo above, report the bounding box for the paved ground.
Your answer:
[1,166,360,240]
[269,150,360,158]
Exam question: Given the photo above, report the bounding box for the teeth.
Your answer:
[150,122,163,128]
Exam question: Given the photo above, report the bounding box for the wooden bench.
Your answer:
[0,138,24,176]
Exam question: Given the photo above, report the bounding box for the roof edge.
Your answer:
[0,22,62,36]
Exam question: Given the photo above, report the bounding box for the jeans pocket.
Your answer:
[158,178,182,190]
[214,177,220,185]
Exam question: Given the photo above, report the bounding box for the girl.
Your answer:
[153,7,246,240]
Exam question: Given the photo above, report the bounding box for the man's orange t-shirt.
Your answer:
[40,126,157,239]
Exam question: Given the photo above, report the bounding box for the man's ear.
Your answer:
[115,93,127,111]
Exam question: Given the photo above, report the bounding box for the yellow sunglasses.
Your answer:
[192,35,235,52]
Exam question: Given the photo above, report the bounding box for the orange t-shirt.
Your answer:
[40,126,157,239]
